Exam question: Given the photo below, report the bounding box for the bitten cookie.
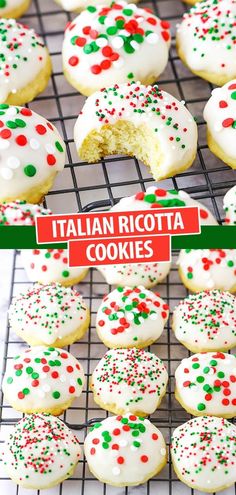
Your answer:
[176,0,236,86]
[172,290,236,352]
[1,413,81,489]
[224,185,236,224]
[63,2,170,96]
[171,416,236,492]
[177,249,236,292]
[56,0,139,13]
[91,348,168,416]
[0,0,31,18]
[74,82,198,181]
[0,200,51,224]
[0,19,52,105]
[84,414,167,486]
[9,283,90,347]
[21,249,88,286]
[96,286,169,348]
[2,346,85,415]
[98,261,171,287]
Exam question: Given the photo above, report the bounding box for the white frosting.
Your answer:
[58,0,137,12]
[98,261,171,287]
[224,185,236,224]
[84,414,167,486]
[0,0,28,15]
[0,200,51,225]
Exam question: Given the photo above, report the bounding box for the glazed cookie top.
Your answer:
[2,346,85,409]
[0,200,51,225]
[1,413,81,489]
[224,185,236,224]
[173,290,236,351]
[84,414,167,485]
[91,348,168,414]
[9,283,89,345]
[171,416,236,491]
[0,0,28,16]
[177,0,236,77]
[58,0,134,12]
[98,261,171,287]
[96,286,169,347]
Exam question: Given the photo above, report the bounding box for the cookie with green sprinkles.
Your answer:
[0,0,31,18]
[224,185,236,224]
[56,0,140,13]
[2,346,85,415]
[98,260,171,288]
[0,200,51,225]
[1,413,81,489]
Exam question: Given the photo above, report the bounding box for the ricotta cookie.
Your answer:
[224,185,236,224]
[21,249,88,286]
[56,0,139,13]
[74,82,198,182]
[84,414,167,486]
[175,352,236,418]
[177,249,236,292]
[63,2,170,96]
[9,283,90,347]
[0,200,51,224]
[96,286,169,348]
[171,416,236,492]
[0,0,31,18]
[91,348,168,416]
[176,0,236,86]
[172,290,236,352]
[0,105,65,203]
[2,346,85,415]
[0,19,52,105]
[98,261,171,288]
[1,413,81,489]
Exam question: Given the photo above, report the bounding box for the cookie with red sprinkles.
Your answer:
[0,0,31,18]
[98,261,171,288]
[0,200,51,225]
[1,413,81,489]
[56,0,139,13]
[84,414,167,486]
[224,185,236,224]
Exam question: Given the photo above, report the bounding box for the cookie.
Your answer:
[176,0,236,86]
[21,249,88,287]
[171,416,236,492]
[177,249,236,292]
[91,347,168,416]
[9,283,90,347]
[172,290,236,352]
[84,414,167,486]
[63,2,170,96]
[56,0,139,13]
[0,0,31,18]
[224,185,236,224]
[0,19,52,105]
[96,285,169,348]
[1,413,81,489]
[98,261,171,288]
[2,346,85,415]
[74,82,198,182]
[0,200,51,225]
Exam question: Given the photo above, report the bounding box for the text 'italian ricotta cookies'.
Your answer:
[0,414,81,489]
[175,352,236,418]
[0,0,31,18]
[84,414,167,486]
[98,262,171,288]
[224,185,236,224]
[9,283,90,347]
[0,200,51,224]
[171,416,236,493]
[96,286,169,348]
[74,82,198,181]
[56,0,139,13]
[172,290,236,352]
[176,0,236,86]
[2,346,85,415]
[63,2,170,96]
[177,249,236,292]
[91,348,168,416]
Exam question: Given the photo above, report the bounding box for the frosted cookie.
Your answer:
[177,249,236,292]
[91,348,168,416]
[0,105,65,203]
[2,346,85,415]
[84,414,167,486]
[98,261,171,288]
[171,416,236,492]
[9,283,90,347]
[74,82,198,182]
[0,0,31,18]
[1,413,81,489]
[172,290,236,352]
[176,0,236,86]
[21,249,88,287]
[224,185,236,224]
[96,286,169,348]
[0,200,51,225]
[63,2,170,96]
[56,0,139,13]
[0,19,51,105]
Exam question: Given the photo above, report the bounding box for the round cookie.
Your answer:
[84,414,167,486]
[91,347,168,416]
[2,346,85,415]
[21,249,88,287]
[98,261,171,288]
[176,0,236,86]
[0,0,31,18]
[9,283,90,347]
[74,82,198,182]
[172,290,236,352]
[0,200,51,225]
[96,286,169,348]
[177,249,236,292]
[224,185,236,224]
[171,416,236,492]
[63,2,170,96]
[0,19,52,105]
[1,413,81,489]
[56,0,139,13]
